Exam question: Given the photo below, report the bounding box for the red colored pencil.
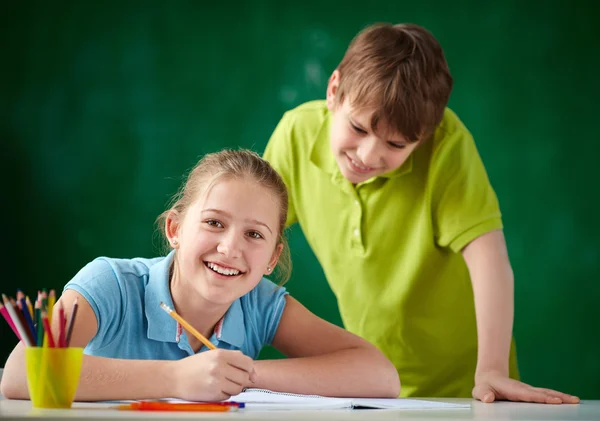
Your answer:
[41,311,56,348]
[58,302,66,347]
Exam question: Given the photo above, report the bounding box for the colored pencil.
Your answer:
[65,297,79,347]
[118,401,242,412]
[0,301,21,340]
[41,311,55,348]
[2,294,32,346]
[35,297,44,346]
[47,289,56,320]
[159,302,216,350]
[18,292,37,341]
[25,296,33,318]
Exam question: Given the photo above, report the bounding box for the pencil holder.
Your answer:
[25,347,84,409]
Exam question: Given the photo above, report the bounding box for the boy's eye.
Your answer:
[206,219,223,228]
[247,231,264,240]
[350,122,367,134]
[388,142,406,149]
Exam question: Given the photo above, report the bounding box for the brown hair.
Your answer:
[156,149,292,285]
[335,23,453,142]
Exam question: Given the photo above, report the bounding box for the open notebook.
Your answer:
[216,388,471,411]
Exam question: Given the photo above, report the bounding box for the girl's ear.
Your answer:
[165,210,181,249]
[265,243,284,276]
[326,70,340,110]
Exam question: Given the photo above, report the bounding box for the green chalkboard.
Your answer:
[1,0,598,398]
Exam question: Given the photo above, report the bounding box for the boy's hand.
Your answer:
[473,371,580,404]
[172,349,257,401]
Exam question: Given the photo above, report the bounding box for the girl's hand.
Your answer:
[172,349,257,401]
[473,371,579,404]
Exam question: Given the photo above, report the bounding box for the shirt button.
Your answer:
[353,228,359,237]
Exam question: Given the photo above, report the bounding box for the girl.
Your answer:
[1,149,400,402]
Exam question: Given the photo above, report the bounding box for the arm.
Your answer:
[463,230,579,404]
[253,296,400,398]
[0,290,255,401]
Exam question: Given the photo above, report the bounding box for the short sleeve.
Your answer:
[263,112,298,227]
[246,278,288,346]
[63,258,126,350]
[430,125,503,253]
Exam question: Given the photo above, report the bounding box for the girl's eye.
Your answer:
[247,231,264,240]
[389,142,406,149]
[206,219,223,228]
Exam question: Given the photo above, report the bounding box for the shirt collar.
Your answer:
[144,251,246,349]
[145,251,178,343]
[309,108,413,183]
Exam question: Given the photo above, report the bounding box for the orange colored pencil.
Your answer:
[119,401,241,411]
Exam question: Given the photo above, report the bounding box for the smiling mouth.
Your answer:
[346,154,376,174]
[204,261,244,277]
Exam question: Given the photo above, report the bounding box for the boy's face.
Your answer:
[326,72,420,184]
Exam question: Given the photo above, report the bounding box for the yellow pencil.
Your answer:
[159,302,216,350]
[47,289,56,321]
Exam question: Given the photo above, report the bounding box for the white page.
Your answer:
[350,398,470,410]
[223,389,470,410]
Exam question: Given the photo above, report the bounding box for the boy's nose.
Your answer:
[357,138,380,168]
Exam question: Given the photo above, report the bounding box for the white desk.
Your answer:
[0,399,597,421]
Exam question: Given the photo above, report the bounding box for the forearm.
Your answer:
[253,346,400,398]
[464,231,515,376]
[1,343,174,401]
[473,269,514,375]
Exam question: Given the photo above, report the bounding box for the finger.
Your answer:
[472,384,496,403]
[224,365,253,387]
[225,351,255,373]
[506,387,562,404]
[221,379,245,397]
[535,388,580,404]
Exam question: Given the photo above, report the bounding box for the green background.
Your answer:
[2,1,598,398]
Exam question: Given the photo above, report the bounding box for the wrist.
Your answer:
[475,366,508,381]
[158,360,179,398]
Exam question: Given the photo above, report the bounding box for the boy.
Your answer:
[263,23,579,403]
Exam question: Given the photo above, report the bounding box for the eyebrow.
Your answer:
[201,209,273,234]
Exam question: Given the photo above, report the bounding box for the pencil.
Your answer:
[118,401,241,411]
[35,297,43,346]
[26,296,33,318]
[0,301,21,340]
[58,301,66,347]
[41,311,56,348]
[65,297,79,347]
[2,294,33,346]
[17,291,36,342]
[47,289,56,320]
[159,302,216,350]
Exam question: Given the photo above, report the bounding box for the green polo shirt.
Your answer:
[264,100,518,398]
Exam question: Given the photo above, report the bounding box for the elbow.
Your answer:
[0,376,28,400]
[382,361,401,398]
[365,344,401,398]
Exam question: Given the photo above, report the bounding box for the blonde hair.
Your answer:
[335,23,453,142]
[156,149,292,285]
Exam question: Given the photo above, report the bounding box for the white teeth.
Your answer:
[207,262,240,276]
[352,158,370,171]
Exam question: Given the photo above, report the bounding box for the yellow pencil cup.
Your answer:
[25,347,84,409]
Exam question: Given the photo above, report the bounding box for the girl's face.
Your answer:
[170,177,282,306]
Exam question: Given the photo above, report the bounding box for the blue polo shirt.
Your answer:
[63,252,288,360]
